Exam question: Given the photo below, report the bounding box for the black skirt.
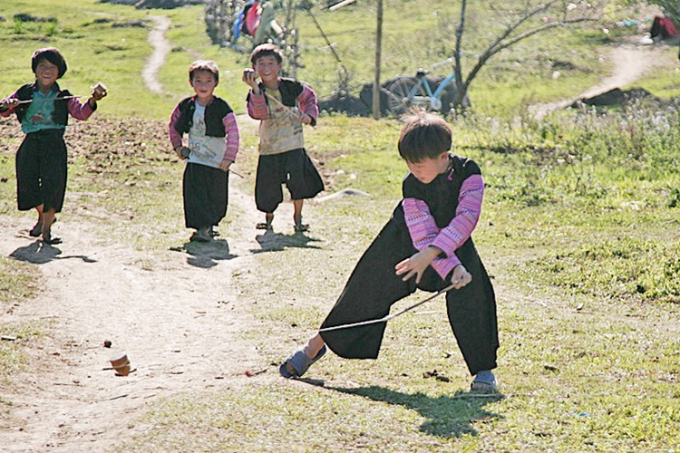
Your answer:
[15,129,68,212]
[182,162,229,229]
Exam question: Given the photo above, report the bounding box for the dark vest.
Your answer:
[14,82,72,126]
[173,96,233,137]
[253,78,316,126]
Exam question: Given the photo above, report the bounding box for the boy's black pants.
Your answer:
[320,205,499,376]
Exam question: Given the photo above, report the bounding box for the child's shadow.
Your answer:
[253,230,323,253]
[9,241,97,265]
[323,384,504,438]
[170,238,237,268]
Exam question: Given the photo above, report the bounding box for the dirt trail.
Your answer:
[142,16,172,94]
[0,174,291,451]
[529,41,672,117]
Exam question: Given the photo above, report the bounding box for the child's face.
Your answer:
[253,55,282,85]
[34,58,59,89]
[406,152,449,184]
[190,70,218,100]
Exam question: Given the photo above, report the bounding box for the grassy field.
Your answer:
[1,0,679,450]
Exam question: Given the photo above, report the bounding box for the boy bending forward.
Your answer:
[280,111,499,391]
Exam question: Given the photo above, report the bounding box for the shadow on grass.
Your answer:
[9,241,97,264]
[253,230,323,253]
[323,384,504,438]
[170,238,237,268]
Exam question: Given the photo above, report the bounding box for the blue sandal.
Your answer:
[471,370,497,392]
[279,345,327,379]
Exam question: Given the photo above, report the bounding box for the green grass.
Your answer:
[0,257,43,382]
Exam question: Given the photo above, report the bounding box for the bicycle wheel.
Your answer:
[385,77,427,118]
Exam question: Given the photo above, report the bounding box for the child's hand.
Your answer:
[175,146,190,160]
[242,69,260,91]
[450,264,472,289]
[0,98,19,111]
[219,159,233,172]
[91,82,108,101]
[395,246,441,284]
[301,113,313,125]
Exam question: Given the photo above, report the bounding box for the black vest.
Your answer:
[14,82,72,126]
[173,96,234,137]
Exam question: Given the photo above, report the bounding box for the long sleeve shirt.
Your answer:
[402,160,485,280]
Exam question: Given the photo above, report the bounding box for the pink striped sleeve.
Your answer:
[430,174,484,258]
[246,91,269,119]
[403,198,461,280]
[168,104,183,149]
[297,84,318,123]
[67,98,95,121]
[222,112,239,162]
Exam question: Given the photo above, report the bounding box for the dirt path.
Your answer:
[529,40,673,117]
[0,174,288,451]
[142,16,172,94]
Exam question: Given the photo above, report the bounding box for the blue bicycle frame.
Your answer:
[408,71,457,111]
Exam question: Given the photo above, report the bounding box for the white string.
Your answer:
[318,284,455,333]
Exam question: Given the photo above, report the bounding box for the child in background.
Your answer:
[169,60,240,242]
[0,47,106,245]
[242,43,324,232]
[279,111,499,391]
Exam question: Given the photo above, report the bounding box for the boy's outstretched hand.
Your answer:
[450,264,472,289]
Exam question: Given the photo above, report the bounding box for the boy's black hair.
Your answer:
[31,47,67,79]
[250,43,284,65]
[398,110,452,162]
[189,59,220,82]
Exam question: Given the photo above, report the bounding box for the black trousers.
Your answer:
[15,130,68,213]
[183,163,228,229]
[320,206,499,376]
[255,148,324,214]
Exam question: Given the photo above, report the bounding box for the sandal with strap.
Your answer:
[470,370,497,392]
[256,215,274,231]
[42,231,62,245]
[30,217,57,237]
[294,216,309,232]
[279,345,327,379]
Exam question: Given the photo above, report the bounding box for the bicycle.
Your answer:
[384,57,466,118]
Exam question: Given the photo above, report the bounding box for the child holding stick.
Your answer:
[0,47,106,244]
[279,111,499,391]
[242,43,324,232]
[169,60,240,242]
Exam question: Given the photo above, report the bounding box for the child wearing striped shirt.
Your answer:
[279,110,499,391]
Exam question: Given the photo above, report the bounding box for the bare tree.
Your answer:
[452,0,602,109]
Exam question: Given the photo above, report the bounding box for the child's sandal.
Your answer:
[279,345,327,379]
[294,216,309,232]
[470,370,497,392]
[30,217,56,237]
[256,215,274,231]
